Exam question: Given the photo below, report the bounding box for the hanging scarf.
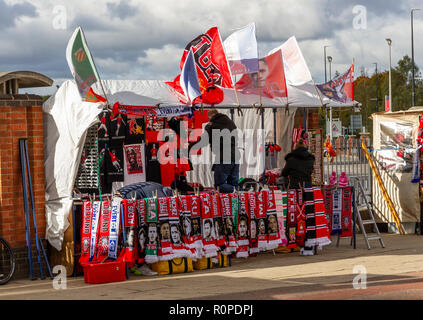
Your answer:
[266,189,282,250]
[274,190,288,247]
[136,199,147,264]
[201,193,219,258]
[89,201,102,262]
[80,201,93,264]
[303,188,317,247]
[145,198,159,264]
[168,196,191,258]
[247,192,259,254]
[286,189,297,249]
[211,193,225,250]
[322,186,333,234]
[121,200,138,264]
[220,193,237,254]
[295,189,306,248]
[189,195,203,260]
[256,191,268,251]
[236,192,250,258]
[95,200,112,262]
[158,197,174,261]
[178,195,196,257]
[108,199,121,260]
[332,188,343,234]
[312,187,331,247]
[341,187,353,238]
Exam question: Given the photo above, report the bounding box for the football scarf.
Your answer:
[95,200,112,262]
[256,191,268,252]
[168,196,191,258]
[145,197,159,264]
[158,197,174,261]
[220,193,237,254]
[303,188,317,248]
[322,186,333,234]
[190,195,203,260]
[332,188,342,234]
[341,187,353,238]
[136,199,147,264]
[211,193,225,249]
[80,201,93,264]
[274,190,288,247]
[313,187,331,247]
[286,189,297,249]
[178,195,196,256]
[89,201,101,262]
[265,189,281,250]
[236,192,250,258]
[108,199,121,260]
[201,193,219,258]
[247,192,259,254]
[121,200,138,263]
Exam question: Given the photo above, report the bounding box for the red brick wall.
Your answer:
[0,94,45,257]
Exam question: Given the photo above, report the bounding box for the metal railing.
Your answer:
[323,135,372,207]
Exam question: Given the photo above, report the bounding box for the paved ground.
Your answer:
[2,234,423,300]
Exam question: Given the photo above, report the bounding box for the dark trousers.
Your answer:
[212,163,240,193]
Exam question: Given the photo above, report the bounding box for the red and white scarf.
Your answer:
[341,187,353,238]
[144,197,159,264]
[236,192,249,258]
[265,189,282,250]
[220,193,237,254]
[256,191,268,251]
[121,200,138,264]
[89,201,102,262]
[201,193,219,258]
[286,189,298,249]
[158,197,174,261]
[80,201,93,264]
[332,188,343,234]
[295,189,306,247]
[247,192,259,254]
[189,195,203,260]
[168,196,191,258]
[322,186,333,234]
[211,193,225,250]
[136,199,147,265]
[274,190,288,247]
[95,200,112,262]
[313,187,331,247]
[178,195,196,257]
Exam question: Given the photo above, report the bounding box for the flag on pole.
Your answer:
[223,23,259,75]
[317,63,354,103]
[180,49,202,104]
[268,36,313,86]
[66,26,101,100]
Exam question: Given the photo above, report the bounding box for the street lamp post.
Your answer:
[324,45,330,83]
[386,38,392,111]
[411,8,420,107]
[373,62,378,112]
[328,56,333,81]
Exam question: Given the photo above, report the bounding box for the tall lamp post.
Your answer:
[324,45,330,82]
[386,38,392,111]
[324,45,330,138]
[373,62,378,112]
[327,56,333,80]
[411,8,420,107]
[327,55,333,139]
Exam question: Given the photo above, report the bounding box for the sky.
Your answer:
[1,0,423,95]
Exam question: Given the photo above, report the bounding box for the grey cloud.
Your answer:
[106,1,139,20]
[0,0,38,28]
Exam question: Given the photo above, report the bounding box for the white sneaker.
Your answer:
[138,264,157,276]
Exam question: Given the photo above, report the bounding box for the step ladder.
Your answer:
[351,177,385,249]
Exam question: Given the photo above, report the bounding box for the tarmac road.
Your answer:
[2,234,423,300]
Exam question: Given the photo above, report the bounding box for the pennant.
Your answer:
[223,23,259,75]
[317,63,355,103]
[66,26,101,100]
[180,49,202,104]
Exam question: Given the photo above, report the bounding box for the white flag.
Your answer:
[223,23,259,75]
[268,36,312,86]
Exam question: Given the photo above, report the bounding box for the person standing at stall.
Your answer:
[189,109,240,193]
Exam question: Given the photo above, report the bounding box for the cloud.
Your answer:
[0,0,37,28]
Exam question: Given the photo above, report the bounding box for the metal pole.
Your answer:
[386,38,392,111]
[373,62,378,113]
[411,9,420,107]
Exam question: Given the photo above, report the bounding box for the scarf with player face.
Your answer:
[201,193,219,258]
[236,192,249,258]
[220,193,237,254]
[286,189,298,249]
[312,187,331,247]
[189,195,203,260]
[211,193,226,250]
[247,192,259,254]
[256,191,268,251]
[265,189,282,250]
[178,195,196,257]
[145,197,159,264]
[80,201,93,264]
[95,200,112,262]
[136,199,147,264]
[331,188,343,234]
[274,190,288,247]
[168,196,191,258]
[341,187,353,238]
[157,197,174,261]
[121,200,138,264]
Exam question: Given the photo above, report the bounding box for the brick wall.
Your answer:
[0,94,46,279]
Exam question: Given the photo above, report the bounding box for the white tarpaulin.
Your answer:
[45,79,357,250]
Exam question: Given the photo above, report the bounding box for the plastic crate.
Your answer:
[82,261,126,284]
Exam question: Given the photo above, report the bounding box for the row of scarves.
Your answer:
[322,186,353,238]
[79,190,292,265]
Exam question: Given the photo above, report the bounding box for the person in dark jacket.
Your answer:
[189,109,240,193]
[281,138,315,189]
